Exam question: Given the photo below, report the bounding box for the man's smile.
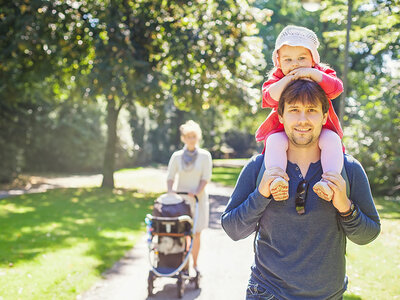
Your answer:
[294,127,312,133]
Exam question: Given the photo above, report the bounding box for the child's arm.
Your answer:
[289,67,343,99]
[262,74,295,107]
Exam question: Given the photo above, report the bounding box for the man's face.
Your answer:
[278,100,328,147]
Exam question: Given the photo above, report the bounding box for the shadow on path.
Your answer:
[208,194,230,230]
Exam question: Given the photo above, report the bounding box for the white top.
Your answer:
[167,148,212,231]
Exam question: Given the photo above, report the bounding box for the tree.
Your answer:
[255,0,399,193]
[0,1,92,182]
[81,0,268,187]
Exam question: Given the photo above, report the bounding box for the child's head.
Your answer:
[273,25,320,75]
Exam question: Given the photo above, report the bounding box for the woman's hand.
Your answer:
[322,172,351,213]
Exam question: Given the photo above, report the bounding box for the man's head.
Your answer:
[278,80,329,147]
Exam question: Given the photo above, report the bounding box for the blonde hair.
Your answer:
[179,120,202,140]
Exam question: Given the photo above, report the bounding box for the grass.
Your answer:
[343,196,400,300]
[0,188,156,300]
[211,166,243,187]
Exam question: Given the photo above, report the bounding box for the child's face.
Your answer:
[277,45,314,75]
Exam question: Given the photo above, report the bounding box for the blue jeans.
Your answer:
[246,278,279,300]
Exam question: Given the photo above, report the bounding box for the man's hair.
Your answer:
[277,80,329,116]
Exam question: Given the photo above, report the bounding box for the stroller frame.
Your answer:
[145,192,200,298]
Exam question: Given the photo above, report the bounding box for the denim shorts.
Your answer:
[246,279,279,300]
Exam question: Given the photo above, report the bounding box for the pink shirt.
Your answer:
[255,65,344,143]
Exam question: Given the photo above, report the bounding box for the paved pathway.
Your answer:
[78,192,254,300]
[1,165,255,300]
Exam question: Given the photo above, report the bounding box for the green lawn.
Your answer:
[211,166,243,187]
[0,188,156,300]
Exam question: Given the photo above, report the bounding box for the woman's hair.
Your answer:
[277,80,329,116]
[179,120,202,139]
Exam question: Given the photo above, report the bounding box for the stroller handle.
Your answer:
[176,191,198,203]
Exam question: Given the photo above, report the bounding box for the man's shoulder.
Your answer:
[343,153,365,178]
[344,153,361,168]
[244,154,264,172]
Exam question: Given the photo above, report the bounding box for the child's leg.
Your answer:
[264,132,289,201]
[318,129,344,173]
[313,129,343,201]
[264,131,288,171]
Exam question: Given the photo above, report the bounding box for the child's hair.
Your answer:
[277,80,329,116]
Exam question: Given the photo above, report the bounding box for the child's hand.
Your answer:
[288,68,323,83]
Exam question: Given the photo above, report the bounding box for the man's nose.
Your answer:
[298,111,308,122]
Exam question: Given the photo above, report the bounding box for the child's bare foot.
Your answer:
[270,177,289,201]
[313,180,333,201]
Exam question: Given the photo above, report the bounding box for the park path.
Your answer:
[1,161,254,300]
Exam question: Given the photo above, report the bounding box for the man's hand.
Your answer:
[288,68,323,83]
[322,172,351,213]
[258,167,289,200]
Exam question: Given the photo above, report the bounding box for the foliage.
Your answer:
[344,76,400,194]
[254,0,399,194]
[0,188,155,299]
[224,129,259,157]
[0,103,28,182]
[23,100,106,173]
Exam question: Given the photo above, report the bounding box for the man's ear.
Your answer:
[278,114,284,124]
[322,113,328,125]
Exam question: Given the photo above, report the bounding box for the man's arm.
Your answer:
[338,156,381,244]
[221,155,273,241]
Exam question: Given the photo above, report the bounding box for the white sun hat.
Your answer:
[272,25,320,67]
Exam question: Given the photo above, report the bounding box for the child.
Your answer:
[256,25,344,201]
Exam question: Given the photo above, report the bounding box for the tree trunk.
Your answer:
[101,99,120,188]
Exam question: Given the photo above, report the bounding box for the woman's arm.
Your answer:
[167,179,175,193]
[190,179,208,197]
[166,152,179,192]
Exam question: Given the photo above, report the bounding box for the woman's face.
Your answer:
[182,132,199,150]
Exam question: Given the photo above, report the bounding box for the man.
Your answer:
[221,80,381,300]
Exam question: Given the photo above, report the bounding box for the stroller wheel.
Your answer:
[147,271,154,297]
[194,270,200,289]
[177,273,185,298]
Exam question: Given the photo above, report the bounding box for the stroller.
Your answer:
[145,192,200,298]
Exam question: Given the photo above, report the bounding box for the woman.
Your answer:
[167,120,212,274]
